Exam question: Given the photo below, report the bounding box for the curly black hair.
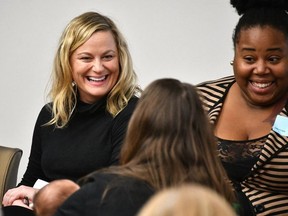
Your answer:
[230,0,288,15]
[231,0,288,47]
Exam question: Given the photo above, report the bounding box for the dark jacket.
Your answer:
[54,173,155,216]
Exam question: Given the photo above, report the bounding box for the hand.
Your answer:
[10,199,33,210]
[2,185,38,207]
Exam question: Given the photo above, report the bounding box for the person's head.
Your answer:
[33,179,80,216]
[118,78,234,201]
[48,11,140,127]
[231,0,288,107]
[137,184,237,216]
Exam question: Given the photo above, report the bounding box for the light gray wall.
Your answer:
[0,0,238,183]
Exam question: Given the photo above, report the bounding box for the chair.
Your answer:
[0,145,23,203]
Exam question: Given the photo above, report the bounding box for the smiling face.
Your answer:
[70,31,119,104]
[233,26,288,107]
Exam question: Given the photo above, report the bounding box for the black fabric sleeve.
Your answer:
[109,97,138,165]
[19,105,51,186]
[2,206,35,216]
[54,174,154,216]
[53,186,88,216]
[54,175,109,216]
[97,181,154,216]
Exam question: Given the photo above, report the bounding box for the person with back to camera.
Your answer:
[197,0,288,215]
[1,11,141,216]
[137,184,237,216]
[52,78,236,216]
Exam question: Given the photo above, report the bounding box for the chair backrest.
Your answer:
[0,145,23,203]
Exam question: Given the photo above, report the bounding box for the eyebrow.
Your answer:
[76,50,117,56]
[103,50,117,54]
[241,47,283,52]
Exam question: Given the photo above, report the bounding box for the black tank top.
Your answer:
[217,135,267,181]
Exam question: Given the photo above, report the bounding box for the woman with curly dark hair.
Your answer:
[197,0,288,215]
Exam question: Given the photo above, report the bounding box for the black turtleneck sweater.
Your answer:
[19,96,138,186]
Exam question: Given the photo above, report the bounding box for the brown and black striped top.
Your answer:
[197,76,288,216]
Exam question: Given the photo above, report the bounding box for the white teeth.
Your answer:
[88,76,106,82]
[251,82,272,89]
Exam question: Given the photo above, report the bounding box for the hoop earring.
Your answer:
[230,60,234,66]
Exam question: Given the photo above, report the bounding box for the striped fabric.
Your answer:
[197,76,288,216]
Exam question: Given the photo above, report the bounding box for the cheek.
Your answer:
[71,70,80,81]
[109,61,120,77]
[71,63,89,77]
[70,62,79,79]
[275,65,288,78]
[233,62,251,78]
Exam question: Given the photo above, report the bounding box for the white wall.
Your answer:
[0,0,238,183]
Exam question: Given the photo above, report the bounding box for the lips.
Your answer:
[87,75,107,82]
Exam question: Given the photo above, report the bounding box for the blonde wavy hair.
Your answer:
[138,184,236,216]
[47,11,140,128]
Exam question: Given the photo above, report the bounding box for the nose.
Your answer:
[92,59,104,73]
[253,60,269,75]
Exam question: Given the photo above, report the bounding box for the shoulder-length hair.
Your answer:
[90,78,234,202]
[47,11,141,128]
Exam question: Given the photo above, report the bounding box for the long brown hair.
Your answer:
[82,78,234,202]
